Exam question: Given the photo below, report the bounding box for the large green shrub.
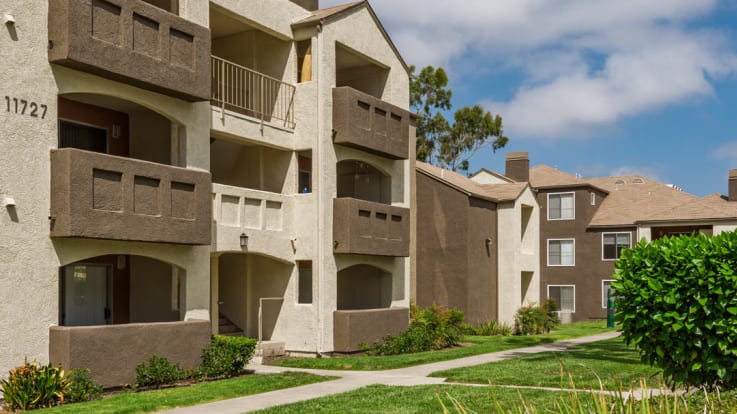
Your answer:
[0,360,71,411]
[614,232,737,389]
[134,355,186,389]
[198,335,257,379]
[513,299,559,335]
[362,304,465,355]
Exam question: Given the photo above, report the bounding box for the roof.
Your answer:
[292,1,410,75]
[417,162,528,202]
[530,165,737,226]
[469,168,515,184]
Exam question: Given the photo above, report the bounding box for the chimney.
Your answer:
[505,152,529,182]
[729,170,737,201]
[289,0,319,11]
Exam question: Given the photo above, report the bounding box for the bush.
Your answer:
[134,355,186,389]
[614,232,737,389]
[514,299,559,335]
[198,335,257,379]
[461,320,514,336]
[0,359,71,411]
[362,304,465,355]
[64,369,103,403]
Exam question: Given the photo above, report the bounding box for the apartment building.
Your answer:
[513,154,737,322]
[0,0,413,386]
[415,161,540,325]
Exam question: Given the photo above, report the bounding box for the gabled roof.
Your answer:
[417,162,528,202]
[291,1,410,75]
[469,168,515,184]
[529,165,608,193]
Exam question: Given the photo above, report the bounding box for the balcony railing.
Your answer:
[333,198,410,257]
[50,148,211,245]
[211,56,296,129]
[211,184,295,258]
[48,0,211,101]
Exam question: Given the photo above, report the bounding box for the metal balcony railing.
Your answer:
[211,56,296,129]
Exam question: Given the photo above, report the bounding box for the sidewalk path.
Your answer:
[158,331,620,414]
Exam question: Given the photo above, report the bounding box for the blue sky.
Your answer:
[322,0,737,196]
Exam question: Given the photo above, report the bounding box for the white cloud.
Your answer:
[711,141,737,161]
[320,0,737,139]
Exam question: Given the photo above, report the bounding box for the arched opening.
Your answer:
[57,93,185,167]
[216,253,292,339]
[337,160,392,204]
[337,264,392,310]
[60,255,185,326]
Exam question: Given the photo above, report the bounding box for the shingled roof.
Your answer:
[417,162,528,202]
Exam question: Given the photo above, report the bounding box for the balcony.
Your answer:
[48,0,210,101]
[333,308,409,352]
[50,148,211,245]
[332,87,410,160]
[212,184,295,260]
[333,198,409,257]
[49,320,210,387]
[211,56,296,129]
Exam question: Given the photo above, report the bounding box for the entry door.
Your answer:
[63,264,110,326]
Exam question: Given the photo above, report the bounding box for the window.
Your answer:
[297,261,312,304]
[548,239,575,266]
[298,153,312,194]
[548,285,575,313]
[602,280,615,309]
[602,232,631,260]
[548,192,574,220]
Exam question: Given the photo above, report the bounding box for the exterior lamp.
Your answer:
[485,237,493,247]
[2,12,15,26]
[239,233,248,248]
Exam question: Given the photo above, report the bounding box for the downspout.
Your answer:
[315,22,324,355]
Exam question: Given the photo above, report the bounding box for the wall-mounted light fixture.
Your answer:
[239,233,249,248]
[485,237,493,248]
[2,12,15,25]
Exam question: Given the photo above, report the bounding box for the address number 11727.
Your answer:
[5,95,48,119]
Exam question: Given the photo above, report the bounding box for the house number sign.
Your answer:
[4,95,48,119]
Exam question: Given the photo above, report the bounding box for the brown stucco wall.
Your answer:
[49,320,211,387]
[50,148,212,245]
[537,187,632,321]
[333,197,410,257]
[415,172,498,324]
[333,87,410,160]
[333,308,409,352]
[48,0,211,101]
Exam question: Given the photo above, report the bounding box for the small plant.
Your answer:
[64,368,103,403]
[362,305,465,355]
[514,300,559,335]
[198,335,257,379]
[0,359,71,411]
[134,355,186,389]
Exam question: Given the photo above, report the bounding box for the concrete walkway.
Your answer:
[159,331,620,414]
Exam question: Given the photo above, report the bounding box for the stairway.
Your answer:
[218,313,244,336]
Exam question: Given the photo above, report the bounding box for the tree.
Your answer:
[411,65,508,173]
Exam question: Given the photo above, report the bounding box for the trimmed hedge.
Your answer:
[614,232,737,389]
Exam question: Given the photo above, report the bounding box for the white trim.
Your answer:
[547,284,576,313]
[547,238,575,266]
[547,192,575,221]
[601,232,632,261]
[601,279,616,309]
[591,192,596,206]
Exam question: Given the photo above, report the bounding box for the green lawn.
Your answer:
[273,321,613,371]
[431,336,662,390]
[252,384,610,413]
[36,372,334,414]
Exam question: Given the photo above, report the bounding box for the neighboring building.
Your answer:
[415,161,540,324]
[1,0,413,386]
[522,156,737,322]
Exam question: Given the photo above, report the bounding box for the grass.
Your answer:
[431,336,662,390]
[252,384,607,413]
[35,372,334,414]
[273,321,612,371]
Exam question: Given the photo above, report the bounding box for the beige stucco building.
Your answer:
[0,0,413,386]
